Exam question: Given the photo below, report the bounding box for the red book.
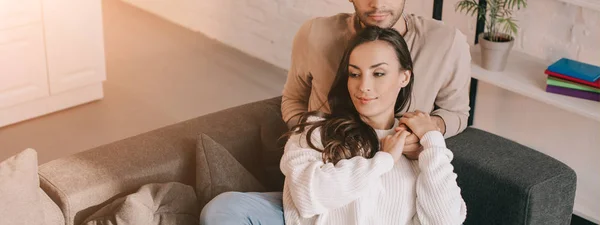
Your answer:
[545,69,600,88]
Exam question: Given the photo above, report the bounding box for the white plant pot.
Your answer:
[478,33,515,72]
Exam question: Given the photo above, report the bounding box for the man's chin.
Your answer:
[363,20,394,29]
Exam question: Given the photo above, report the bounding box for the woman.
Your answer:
[200,27,466,225]
[281,26,466,225]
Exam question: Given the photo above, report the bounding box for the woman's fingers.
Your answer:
[399,130,410,139]
[395,123,408,132]
[393,130,410,141]
[396,130,410,147]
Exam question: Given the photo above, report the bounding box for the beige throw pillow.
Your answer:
[82,182,199,225]
[0,148,44,225]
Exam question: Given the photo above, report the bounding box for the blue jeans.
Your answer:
[200,192,285,225]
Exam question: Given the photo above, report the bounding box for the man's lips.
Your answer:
[368,13,389,21]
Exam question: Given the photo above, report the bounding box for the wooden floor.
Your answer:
[0,0,287,164]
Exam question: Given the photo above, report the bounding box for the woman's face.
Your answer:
[347,40,410,122]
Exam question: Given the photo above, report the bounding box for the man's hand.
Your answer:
[394,124,421,160]
[395,111,446,160]
[431,115,446,135]
[399,111,440,139]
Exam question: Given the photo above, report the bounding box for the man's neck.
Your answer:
[357,14,408,36]
[393,14,409,36]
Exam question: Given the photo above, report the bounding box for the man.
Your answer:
[282,0,471,159]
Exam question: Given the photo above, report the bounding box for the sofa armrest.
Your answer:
[38,122,198,225]
[447,128,576,225]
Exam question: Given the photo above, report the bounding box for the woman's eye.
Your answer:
[374,72,385,77]
[349,73,360,77]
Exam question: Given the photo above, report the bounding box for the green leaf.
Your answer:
[506,0,527,9]
[497,17,518,37]
[455,0,481,17]
[456,0,527,41]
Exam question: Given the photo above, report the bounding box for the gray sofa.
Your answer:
[38,96,577,225]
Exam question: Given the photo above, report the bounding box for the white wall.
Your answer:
[121,0,600,222]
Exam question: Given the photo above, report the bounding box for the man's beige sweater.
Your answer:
[281,13,471,138]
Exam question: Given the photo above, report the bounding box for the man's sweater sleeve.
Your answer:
[282,20,314,125]
[413,131,467,225]
[430,29,472,138]
[280,131,394,218]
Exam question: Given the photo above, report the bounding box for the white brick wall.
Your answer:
[443,0,600,65]
[122,0,434,69]
[122,0,598,68]
[515,1,600,65]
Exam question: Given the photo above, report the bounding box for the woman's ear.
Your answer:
[399,70,411,87]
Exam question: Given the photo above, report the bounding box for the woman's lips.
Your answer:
[357,96,377,104]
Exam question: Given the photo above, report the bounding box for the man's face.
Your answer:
[350,0,405,28]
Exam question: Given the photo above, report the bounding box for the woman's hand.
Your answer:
[380,130,411,162]
[398,111,440,139]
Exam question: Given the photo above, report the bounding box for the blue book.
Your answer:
[547,58,600,82]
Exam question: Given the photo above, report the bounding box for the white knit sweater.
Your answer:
[280,118,467,225]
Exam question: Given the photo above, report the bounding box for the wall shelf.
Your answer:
[470,46,600,122]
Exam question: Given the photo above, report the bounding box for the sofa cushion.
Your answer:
[82,182,198,225]
[0,148,44,225]
[196,133,266,209]
[188,97,287,191]
[40,187,65,225]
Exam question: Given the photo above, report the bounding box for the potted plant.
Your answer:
[455,0,527,71]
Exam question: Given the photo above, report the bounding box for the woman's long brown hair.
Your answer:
[287,26,414,164]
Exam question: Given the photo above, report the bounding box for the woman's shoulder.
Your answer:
[287,116,325,150]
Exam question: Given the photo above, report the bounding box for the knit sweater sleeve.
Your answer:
[280,128,394,218]
[413,131,467,225]
[430,29,471,138]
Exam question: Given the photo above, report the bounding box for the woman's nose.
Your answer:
[359,80,372,92]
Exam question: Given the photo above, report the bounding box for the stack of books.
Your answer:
[544,58,600,102]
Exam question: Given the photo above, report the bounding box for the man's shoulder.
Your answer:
[310,13,354,29]
[297,13,354,43]
[409,14,468,52]
[411,14,453,31]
